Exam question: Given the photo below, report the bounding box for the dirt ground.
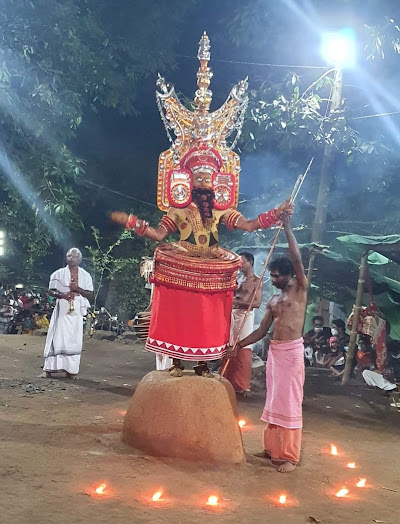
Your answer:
[0,333,399,524]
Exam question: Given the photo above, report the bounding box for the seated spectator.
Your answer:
[314,345,329,367]
[0,298,13,334]
[303,315,331,366]
[324,336,345,376]
[331,319,350,351]
[20,293,31,309]
[362,341,400,396]
[16,294,24,309]
[355,335,376,372]
[33,312,50,330]
[362,368,398,393]
[21,310,34,334]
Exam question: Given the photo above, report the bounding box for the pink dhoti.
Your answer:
[261,338,305,464]
[224,309,255,392]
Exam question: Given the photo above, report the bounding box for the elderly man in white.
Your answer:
[41,248,94,379]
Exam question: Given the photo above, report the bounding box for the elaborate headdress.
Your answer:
[156,32,248,211]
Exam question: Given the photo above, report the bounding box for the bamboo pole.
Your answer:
[308,69,343,287]
[341,252,369,385]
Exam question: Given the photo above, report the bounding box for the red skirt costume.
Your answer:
[145,245,242,361]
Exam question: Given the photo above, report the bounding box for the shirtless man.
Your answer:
[223,252,262,396]
[230,213,307,472]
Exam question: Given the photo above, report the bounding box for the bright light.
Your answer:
[335,488,349,498]
[238,419,246,428]
[0,247,5,256]
[346,462,356,469]
[331,445,338,455]
[95,483,107,495]
[15,283,24,289]
[0,231,4,239]
[206,495,219,506]
[279,494,287,504]
[320,29,356,68]
[356,478,366,488]
[152,491,162,502]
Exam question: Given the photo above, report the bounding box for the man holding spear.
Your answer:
[229,212,307,473]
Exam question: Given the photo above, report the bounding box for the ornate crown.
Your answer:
[156,32,248,211]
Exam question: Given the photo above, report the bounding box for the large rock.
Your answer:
[122,371,245,464]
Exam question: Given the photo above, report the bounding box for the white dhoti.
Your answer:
[362,369,396,391]
[230,309,255,348]
[155,353,172,371]
[223,309,255,392]
[43,266,93,375]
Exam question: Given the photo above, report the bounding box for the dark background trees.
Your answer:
[1,0,400,317]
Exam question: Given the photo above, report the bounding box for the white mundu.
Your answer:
[155,353,173,371]
[362,369,396,391]
[43,266,93,375]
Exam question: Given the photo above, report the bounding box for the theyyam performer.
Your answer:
[112,33,293,377]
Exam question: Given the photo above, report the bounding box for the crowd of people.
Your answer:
[303,315,400,393]
[0,285,53,335]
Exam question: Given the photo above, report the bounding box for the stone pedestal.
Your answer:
[122,371,245,464]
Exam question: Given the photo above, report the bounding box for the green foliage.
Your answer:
[106,258,151,320]
[364,17,400,60]
[85,223,161,316]
[86,227,134,306]
[246,73,350,154]
[0,0,195,271]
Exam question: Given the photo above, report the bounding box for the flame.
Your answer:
[356,478,366,488]
[331,445,338,455]
[279,494,287,504]
[95,483,107,495]
[152,491,162,502]
[206,495,219,506]
[238,419,246,428]
[346,462,356,469]
[335,488,349,498]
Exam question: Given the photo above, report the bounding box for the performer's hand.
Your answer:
[60,292,74,301]
[227,344,238,358]
[276,198,294,218]
[280,211,291,226]
[70,282,80,293]
[110,211,129,226]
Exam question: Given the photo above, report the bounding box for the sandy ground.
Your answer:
[0,333,399,524]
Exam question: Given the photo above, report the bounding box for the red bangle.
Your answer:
[225,210,243,230]
[126,214,138,230]
[135,221,149,236]
[257,209,279,229]
[126,214,148,236]
[159,215,177,234]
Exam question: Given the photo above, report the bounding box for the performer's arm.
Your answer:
[49,289,71,301]
[229,301,273,356]
[223,199,294,233]
[69,283,94,301]
[281,213,308,289]
[110,210,177,241]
